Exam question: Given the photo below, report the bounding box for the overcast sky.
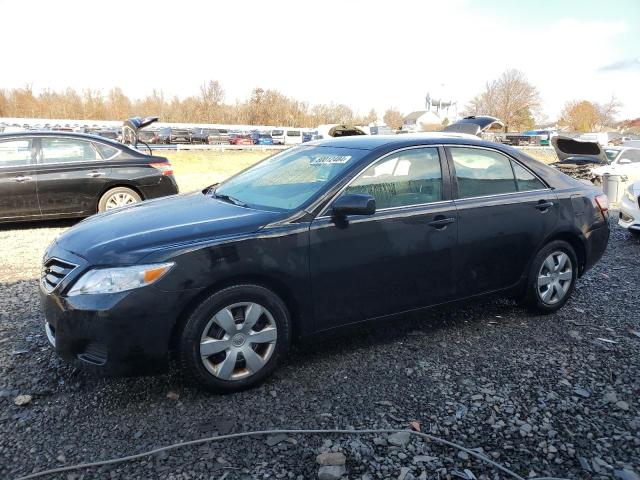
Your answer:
[1,0,639,121]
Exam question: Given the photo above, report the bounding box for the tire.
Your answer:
[179,284,291,393]
[98,187,141,212]
[520,240,578,314]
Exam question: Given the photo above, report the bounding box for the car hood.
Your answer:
[551,136,608,164]
[55,192,283,264]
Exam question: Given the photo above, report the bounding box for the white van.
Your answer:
[271,129,285,145]
[284,129,303,145]
[577,132,610,146]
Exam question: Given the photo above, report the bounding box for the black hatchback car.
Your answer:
[40,134,609,392]
[0,132,178,223]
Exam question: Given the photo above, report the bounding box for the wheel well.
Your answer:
[546,232,587,275]
[167,274,302,353]
[97,184,145,210]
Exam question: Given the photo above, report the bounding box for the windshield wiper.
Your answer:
[213,190,248,207]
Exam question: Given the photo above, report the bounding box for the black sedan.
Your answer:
[40,134,609,392]
[0,132,178,223]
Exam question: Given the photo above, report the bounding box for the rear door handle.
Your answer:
[428,217,456,229]
[535,201,554,211]
[86,171,105,177]
[13,175,33,183]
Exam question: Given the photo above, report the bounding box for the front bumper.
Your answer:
[39,246,202,376]
[618,193,640,232]
[41,285,200,376]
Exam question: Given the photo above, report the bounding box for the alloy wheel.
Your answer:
[105,192,137,210]
[199,302,277,380]
[537,251,573,305]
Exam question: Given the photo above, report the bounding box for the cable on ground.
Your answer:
[14,428,571,480]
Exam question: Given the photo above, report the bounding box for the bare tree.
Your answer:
[199,80,225,122]
[383,108,403,130]
[363,108,377,125]
[464,69,540,132]
[596,95,622,129]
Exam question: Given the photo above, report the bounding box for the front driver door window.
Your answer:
[344,148,443,208]
[310,147,458,329]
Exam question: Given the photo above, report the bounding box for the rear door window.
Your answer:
[450,147,517,198]
[40,138,101,164]
[0,139,33,167]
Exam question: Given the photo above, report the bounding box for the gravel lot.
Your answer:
[1,214,639,480]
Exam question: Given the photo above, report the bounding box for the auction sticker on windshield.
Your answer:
[309,154,352,165]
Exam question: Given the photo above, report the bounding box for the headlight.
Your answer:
[625,188,637,203]
[67,262,174,296]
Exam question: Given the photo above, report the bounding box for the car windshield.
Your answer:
[271,130,283,135]
[214,145,367,211]
[605,149,619,162]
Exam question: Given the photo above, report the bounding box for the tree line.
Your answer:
[0,81,379,127]
[1,74,636,133]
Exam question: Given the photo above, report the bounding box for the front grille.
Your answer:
[41,258,77,292]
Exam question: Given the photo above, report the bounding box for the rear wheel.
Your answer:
[179,284,291,392]
[98,187,141,212]
[520,240,578,313]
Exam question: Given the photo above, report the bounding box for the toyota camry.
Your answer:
[40,133,609,392]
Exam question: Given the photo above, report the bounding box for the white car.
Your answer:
[619,181,640,236]
[592,147,640,181]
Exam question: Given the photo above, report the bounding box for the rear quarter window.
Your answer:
[512,161,546,191]
[93,142,120,159]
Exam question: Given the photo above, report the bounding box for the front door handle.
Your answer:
[428,216,456,229]
[535,201,554,211]
[13,175,33,183]
[86,171,105,177]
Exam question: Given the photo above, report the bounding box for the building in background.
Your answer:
[402,91,458,132]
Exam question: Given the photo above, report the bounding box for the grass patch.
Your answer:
[160,150,271,193]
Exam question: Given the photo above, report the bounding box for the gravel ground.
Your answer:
[1,216,639,480]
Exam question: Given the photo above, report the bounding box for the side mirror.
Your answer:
[618,158,631,165]
[332,193,376,217]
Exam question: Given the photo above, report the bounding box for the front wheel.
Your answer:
[179,285,291,392]
[520,240,578,314]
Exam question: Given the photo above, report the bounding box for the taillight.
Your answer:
[150,162,173,176]
[594,193,609,220]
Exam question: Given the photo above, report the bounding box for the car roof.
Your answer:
[0,130,123,146]
[0,130,152,157]
[309,133,497,150]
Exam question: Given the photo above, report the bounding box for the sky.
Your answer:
[1,0,639,122]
